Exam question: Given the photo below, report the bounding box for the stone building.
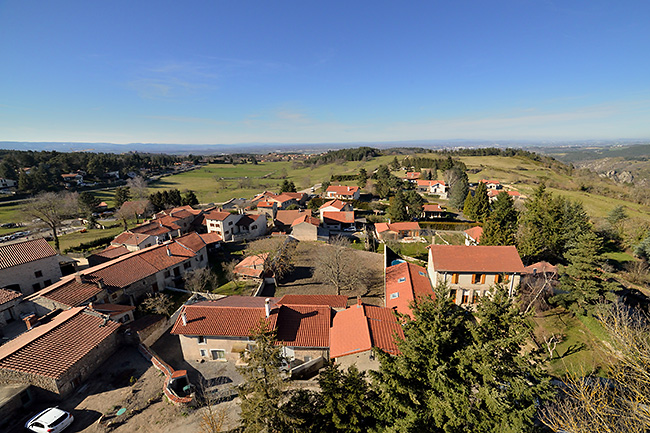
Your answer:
[0,238,62,296]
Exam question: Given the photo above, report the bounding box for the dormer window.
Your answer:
[398,277,406,283]
[390,292,399,299]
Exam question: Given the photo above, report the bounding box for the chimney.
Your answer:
[357,296,362,307]
[24,314,38,330]
[265,298,271,318]
[74,272,82,283]
[97,279,104,289]
[181,312,187,326]
[166,247,172,256]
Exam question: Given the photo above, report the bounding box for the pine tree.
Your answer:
[463,191,477,220]
[553,230,616,315]
[182,190,199,206]
[404,190,424,220]
[481,192,518,246]
[445,167,469,210]
[387,190,408,222]
[114,186,131,208]
[357,168,368,188]
[473,182,491,222]
[238,322,287,433]
[391,156,401,170]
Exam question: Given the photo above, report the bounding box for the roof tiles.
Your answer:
[429,245,524,273]
[0,238,57,270]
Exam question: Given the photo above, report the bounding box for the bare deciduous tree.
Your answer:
[245,237,296,283]
[184,268,219,293]
[126,176,149,200]
[314,236,370,295]
[540,303,650,433]
[141,293,174,317]
[24,191,79,252]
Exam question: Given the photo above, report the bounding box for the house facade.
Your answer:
[321,211,356,231]
[427,245,524,307]
[0,289,22,329]
[205,211,267,241]
[375,222,421,241]
[291,214,329,241]
[416,180,448,198]
[0,238,62,296]
[464,226,483,246]
[318,199,353,221]
[422,204,445,219]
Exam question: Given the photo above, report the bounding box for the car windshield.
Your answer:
[50,413,68,426]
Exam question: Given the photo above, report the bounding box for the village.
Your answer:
[0,163,550,432]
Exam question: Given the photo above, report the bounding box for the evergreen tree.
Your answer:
[168,188,182,206]
[113,186,131,208]
[606,205,628,225]
[481,192,518,246]
[387,190,408,222]
[238,322,287,433]
[404,190,425,220]
[445,167,469,210]
[181,190,199,206]
[280,179,297,193]
[391,156,401,170]
[316,365,377,432]
[78,191,101,217]
[463,191,477,220]
[553,230,616,315]
[357,168,368,188]
[473,182,490,222]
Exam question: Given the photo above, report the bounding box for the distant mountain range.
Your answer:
[1,139,648,155]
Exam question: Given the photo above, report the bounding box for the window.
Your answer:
[200,349,207,357]
[449,289,457,301]
[251,225,257,230]
[197,336,207,344]
[211,349,226,360]
[472,274,485,284]
[451,273,459,284]
[44,279,51,286]
[397,277,406,283]
[164,270,170,278]
[200,255,204,261]
[32,283,40,291]
[419,271,426,276]
[390,292,399,299]
[472,291,480,304]
[228,221,233,226]
[461,290,470,304]
[183,262,191,269]
[34,270,43,278]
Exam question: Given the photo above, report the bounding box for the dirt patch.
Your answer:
[271,241,385,306]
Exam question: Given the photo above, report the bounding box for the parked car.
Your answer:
[25,407,74,433]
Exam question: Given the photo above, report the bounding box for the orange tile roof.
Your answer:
[416,179,445,187]
[429,245,524,273]
[257,200,275,208]
[326,185,359,196]
[273,193,298,204]
[376,222,420,233]
[90,303,136,317]
[291,214,320,227]
[112,232,152,246]
[423,204,444,212]
[278,294,348,309]
[385,262,434,318]
[198,232,223,244]
[322,211,355,223]
[235,253,268,278]
[0,307,120,379]
[0,288,21,305]
[319,199,347,210]
[174,232,208,253]
[522,261,558,275]
[374,222,389,233]
[131,220,179,236]
[208,296,280,308]
[480,179,500,184]
[0,238,57,270]
[330,302,403,358]
[464,226,483,242]
[406,172,421,179]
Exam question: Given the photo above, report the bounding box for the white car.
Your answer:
[25,407,74,433]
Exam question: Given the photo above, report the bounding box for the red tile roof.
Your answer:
[0,238,57,270]
[131,220,180,236]
[480,179,500,185]
[385,262,434,318]
[291,214,320,227]
[275,210,303,226]
[235,253,268,278]
[273,193,298,204]
[322,211,355,224]
[112,232,152,246]
[429,245,524,273]
[522,261,558,275]
[319,199,347,210]
[416,179,446,187]
[257,200,275,208]
[171,303,278,337]
[174,232,208,253]
[376,222,420,233]
[198,232,223,244]
[0,288,21,305]
[326,185,359,196]
[423,204,444,212]
[94,245,131,259]
[207,297,280,308]
[278,294,348,309]
[0,307,120,379]
[90,303,136,317]
[464,226,483,242]
[330,303,403,358]
[275,305,331,347]
[204,210,234,221]
[406,172,421,179]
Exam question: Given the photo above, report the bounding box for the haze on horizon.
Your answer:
[1,1,649,146]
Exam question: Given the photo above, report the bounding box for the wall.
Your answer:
[291,223,317,241]
[288,347,329,363]
[430,269,521,307]
[178,334,250,363]
[0,255,62,296]
[334,350,379,372]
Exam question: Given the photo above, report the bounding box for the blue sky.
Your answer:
[1,1,649,145]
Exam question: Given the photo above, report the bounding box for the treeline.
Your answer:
[0,149,183,193]
[305,147,381,165]
[402,155,467,171]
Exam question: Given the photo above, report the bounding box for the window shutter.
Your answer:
[480,274,486,284]
[452,273,459,284]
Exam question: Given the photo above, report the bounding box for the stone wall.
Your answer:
[0,255,62,296]
[334,350,379,372]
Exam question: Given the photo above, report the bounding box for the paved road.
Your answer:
[298,183,321,194]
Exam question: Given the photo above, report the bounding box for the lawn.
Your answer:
[52,225,125,253]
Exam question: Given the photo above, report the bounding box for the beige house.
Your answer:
[0,238,63,296]
[205,211,267,241]
[171,296,333,366]
[291,214,329,241]
[427,245,524,307]
[318,199,353,221]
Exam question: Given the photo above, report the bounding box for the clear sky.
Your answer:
[1,1,649,145]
